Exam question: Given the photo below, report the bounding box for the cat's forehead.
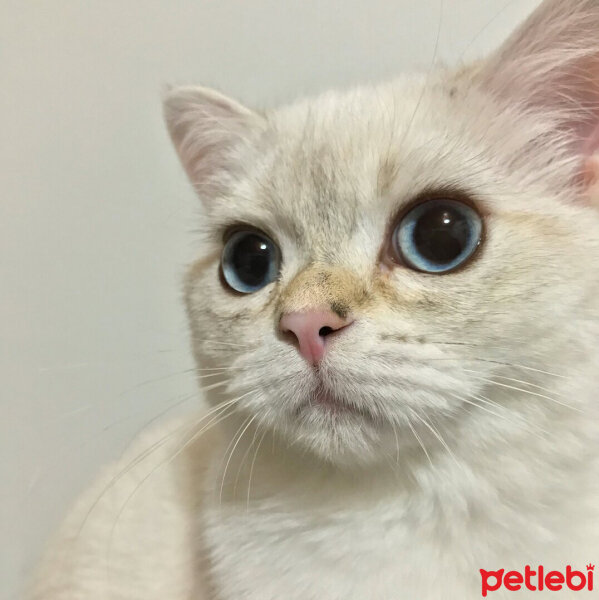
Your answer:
[213,77,537,256]
[232,80,454,245]
[264,82,428,200]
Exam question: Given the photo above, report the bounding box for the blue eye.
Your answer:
[393,199,482,274]
[221,230,280,293]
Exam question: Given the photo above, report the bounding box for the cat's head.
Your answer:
[164,0,599,466]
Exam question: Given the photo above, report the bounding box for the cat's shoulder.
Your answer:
[28,410,221,600]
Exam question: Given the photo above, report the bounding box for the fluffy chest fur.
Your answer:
[205,493,479,600]
[29,402,599,600]
[203,398,599,600]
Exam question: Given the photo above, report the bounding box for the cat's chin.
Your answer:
[282,391,394,467]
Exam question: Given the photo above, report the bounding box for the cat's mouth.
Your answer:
[296,384,374,421]
[313,387,351,413]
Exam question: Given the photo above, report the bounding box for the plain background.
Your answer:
[2,1,541,597]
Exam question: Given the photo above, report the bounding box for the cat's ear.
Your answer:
[477,0,599,199]
[163,86,265,198]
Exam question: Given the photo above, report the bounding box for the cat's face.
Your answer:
[178,81,597,465]
[166,1,599,466]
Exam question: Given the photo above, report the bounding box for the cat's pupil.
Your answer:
[413,206,470,265]
[230,234,272,286]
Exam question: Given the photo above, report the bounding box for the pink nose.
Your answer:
[279,309,354,364]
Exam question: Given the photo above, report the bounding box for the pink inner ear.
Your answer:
[476,0,599,197]
[583,123,599,157]
[582,156,599,207]
[583,155,599,189]
[580,118,599,192]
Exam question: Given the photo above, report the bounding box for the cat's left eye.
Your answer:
[221,230,280,293]
[392,198,482,274]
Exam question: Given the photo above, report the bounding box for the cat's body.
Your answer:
[30,391,599,600]
[31,1,599,599]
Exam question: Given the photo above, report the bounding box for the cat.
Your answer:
[30,1,599,598]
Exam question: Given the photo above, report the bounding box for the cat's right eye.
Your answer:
[221,230,280,293]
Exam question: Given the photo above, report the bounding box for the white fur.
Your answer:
[30,1,599,598]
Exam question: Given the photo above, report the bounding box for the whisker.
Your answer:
[233,418,263,497]
[405,417,433,468]
[40,405,91,426]
[457,359,566,378]
[78,388,239,534]
[94,373,228,435]
[409,409,460,468]
[35,390,202,496]
[247,424,269,511]
[115,375,233,441]
[194,365,248,372]
[118,368,196,397]
[466,374,582,412]
[107,378,228,443]
[448,392,548,440]
[202,340,255,349]
[374,350,567,379]
[78,420,190,535]
[155,391,259,476]
[427,351,566,379]
[457,0,522,64]
[105,391,198,437]
[463,370,565,396]
[391,420,401,464]
[194,371,234,380]
[219,414,258,505]
[473,392,551,436]
[106,398,244,562]
[396,0,444,151]
[216,413,253,499]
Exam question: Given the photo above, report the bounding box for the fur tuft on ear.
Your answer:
[163,86,264,198]
[477,0,599,191]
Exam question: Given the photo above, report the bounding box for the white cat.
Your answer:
[30,1,599,598]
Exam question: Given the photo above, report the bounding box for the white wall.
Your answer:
[1,1,540,597]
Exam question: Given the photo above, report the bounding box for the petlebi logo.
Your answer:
[480,564,595,596]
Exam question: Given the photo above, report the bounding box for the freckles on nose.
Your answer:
[279,309,354,365]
